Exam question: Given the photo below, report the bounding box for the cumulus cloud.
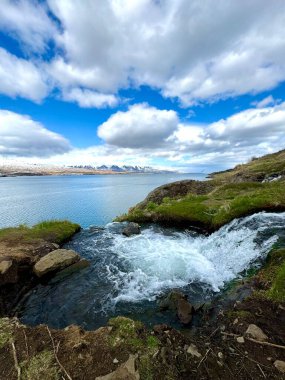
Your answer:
[46,0,285,105]
[0,0,57,53]
[62,88,119,108]
[98,103,178,148]
[0,48,48,102]
[1,0,285,106]
[0,110,71,157]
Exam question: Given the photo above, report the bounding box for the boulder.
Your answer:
[122,223,141,237]
[0,258,18,285]
[177,298,193,325]
[159,290,194,325]
[245,324,268,342]
[33,249,80,277]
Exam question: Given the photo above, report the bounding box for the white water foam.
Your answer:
[101,212,285,304]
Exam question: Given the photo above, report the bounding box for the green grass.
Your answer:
[267,262,285,302]
[212,149,285,182]
[120,180,285,231]
[21,350,60,380]
[0,220,80,245]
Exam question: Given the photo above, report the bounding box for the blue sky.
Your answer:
[1,0,285,172]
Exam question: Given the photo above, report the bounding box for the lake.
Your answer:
[0,173,206,228]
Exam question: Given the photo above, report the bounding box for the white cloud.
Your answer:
[46,0,285,105]
[1,0,285,106]
[0,0,57,53]
[62,88,119,108]
[252,95,277,109]
[0,48,48,102]
[0,110,71,157]
[98,103,178,148]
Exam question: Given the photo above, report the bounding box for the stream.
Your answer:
[20,212,285,330]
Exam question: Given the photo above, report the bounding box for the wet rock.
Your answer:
[96,354,139,380]
[0,258,18,285]
[177,298,193,325]
[245,324,268,342]
[122,223,141,237]
[33,249,80,277]
[159,290,194,325]
[274,360,285,373]
[187,344,202,358]
[55,259,90,279]
[153,324,171,334]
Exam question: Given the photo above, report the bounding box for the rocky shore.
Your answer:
[0,149,285,379]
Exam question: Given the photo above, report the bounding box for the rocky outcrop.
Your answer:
[33,249,81,277]
[122,223,141,237]
[137,180,215,208]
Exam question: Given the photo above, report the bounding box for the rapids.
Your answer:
[20,212,285,329]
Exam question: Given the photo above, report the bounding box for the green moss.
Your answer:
[0,220,80,245]
[146,335,159,350]
[226,310,253,320]
[21,350,60,380]
[139,355,154,380]
[121,180,285,231]
[266,261,285,302]
[108,317,144,349]
[0,318,13,349]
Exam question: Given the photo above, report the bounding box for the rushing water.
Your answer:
[20,212,285,330]
[0,173,206,228]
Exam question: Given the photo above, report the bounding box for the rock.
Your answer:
[122,223,141,237]
[55,259,90,279]
[96,354,139,380]
[159,290,193,325]
[177,298,193,325]
[187,344,202,358]
[274,360,285,374]
[113,358,119,364]
[0,259,18,285]
[245,324,268,342]
[218,352,224,360]
[33,249,80,277]
[236,336,245,344]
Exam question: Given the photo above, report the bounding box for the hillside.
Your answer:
[117,149,285,231]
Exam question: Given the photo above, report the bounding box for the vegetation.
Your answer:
[211,149,285,182]
[21,350,60,380]
[0,220,80,245]
[118,180,285,231]
[108,316,159,352]
[0,318,13,349]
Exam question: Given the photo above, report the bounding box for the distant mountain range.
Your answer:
[70,165,175,173]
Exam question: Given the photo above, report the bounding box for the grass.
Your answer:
[0,318,13,349]
[119,180,285,231]
[21,350,60,380]
[251,248,285,302]
[0,220,80,245]
[108,316,159,352]
[211,149,285,182]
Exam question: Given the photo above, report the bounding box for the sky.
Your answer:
[0,0,285,173]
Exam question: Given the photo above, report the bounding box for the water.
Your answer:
[0,173,205,228]
[20,212,285,330]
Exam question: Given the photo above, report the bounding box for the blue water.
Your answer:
[0,173,206,228]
